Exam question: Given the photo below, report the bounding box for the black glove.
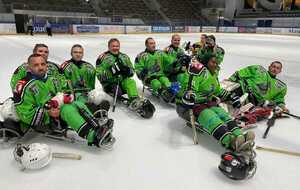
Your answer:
[150,64,161,73]
[120,64,134,78]
[184,41,191,51]
[176,54,191,68]
[230,94,241,108]
[138,68,148,80]
[182,91,196,108]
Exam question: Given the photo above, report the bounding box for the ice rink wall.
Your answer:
[0,22,300,36]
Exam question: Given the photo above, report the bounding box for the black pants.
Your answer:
[27,26,33,35]
[46,27,52,36]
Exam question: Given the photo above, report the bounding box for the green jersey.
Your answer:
[229,65,287,107]
[163,45,185,76]
[61,59,96,91]
[135,49,166,81]
[96,51,134,87]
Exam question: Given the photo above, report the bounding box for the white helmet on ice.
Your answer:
[13,143,52,170]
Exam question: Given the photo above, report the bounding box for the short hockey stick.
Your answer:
[112,80,120,112]
[52,152,82,160]
[256,146,300,157]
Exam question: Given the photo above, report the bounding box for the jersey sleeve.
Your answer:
[10,64,27,91]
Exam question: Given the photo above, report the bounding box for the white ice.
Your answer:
[0,33,300,190]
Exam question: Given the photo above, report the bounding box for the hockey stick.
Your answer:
[141,85,145,100]
[263,111,276,139]
[189,108,198,145]
[187,66,198,145]
[112,79,120,112]
[52,152,82,160]
[283,112,300,120]
[256,146,300,157]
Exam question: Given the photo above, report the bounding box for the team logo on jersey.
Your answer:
[15,80,27,94]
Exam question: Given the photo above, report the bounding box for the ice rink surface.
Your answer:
[0,33,300,190]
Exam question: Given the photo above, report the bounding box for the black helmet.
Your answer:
[218,152,256,180]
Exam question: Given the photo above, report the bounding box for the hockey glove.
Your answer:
[138,68,148,80]
[177,54,191,68]
[120,64,134,78]
[47,92,74,109]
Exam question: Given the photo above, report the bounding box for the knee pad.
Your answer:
[150,79,162,92]
[212,124,230,142]
[227,120,240,132]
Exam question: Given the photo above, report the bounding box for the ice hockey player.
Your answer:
[228,61,288,113]
[10,43,63,91]
[191,34,207,55]
[61,44,110,112]
[135,37,181,103]
[163,34,191,82]
[196,35,225,74]
[96,38,155,118]
[176,55,255,154]
[9,53,115,148]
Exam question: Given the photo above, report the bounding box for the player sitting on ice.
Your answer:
[135,37,181,103]
[1,54,115,148]
[10,43,64,91]
[225,61,289,125]
[195,35,225,75]
[96,38,155,118]
[175,55,255,154]
[228,61,288,111]
[61,44,110,112]
[162,34,191,82]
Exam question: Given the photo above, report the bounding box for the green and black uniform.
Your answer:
[13,72,103,146]
[229,65,287,108]
[163,45,186,82]
[61,59,96,103]
[134,49,177,102]
[176,66,244,149]
[96,51,138,101]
